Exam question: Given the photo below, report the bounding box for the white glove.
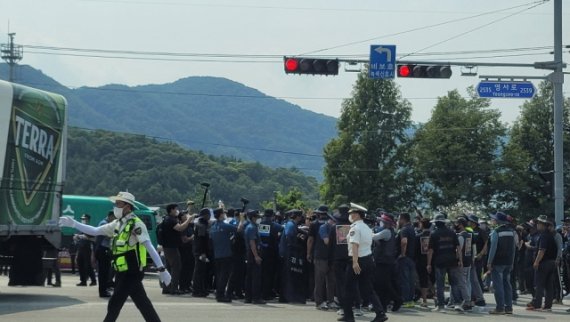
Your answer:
[159,270,171,287]
[59,216,77,228]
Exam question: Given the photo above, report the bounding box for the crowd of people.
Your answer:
[153,200,570,320]
[62,196,570,321]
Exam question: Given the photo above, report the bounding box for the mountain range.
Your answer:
[0,64,337,178]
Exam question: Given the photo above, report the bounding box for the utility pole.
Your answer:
[1,33,24,82]
[553,0,564,225]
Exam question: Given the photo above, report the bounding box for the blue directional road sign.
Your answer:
[369,45,396,79]
[477,81,536,99]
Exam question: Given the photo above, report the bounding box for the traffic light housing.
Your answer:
[284,57,339,76]
[397,64,452,79]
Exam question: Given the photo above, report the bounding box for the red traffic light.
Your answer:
[285,58,299,72]
[397,64,452,79]
[283,57,339,76]
[398,65,411,77]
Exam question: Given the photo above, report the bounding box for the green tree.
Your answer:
[410,89,506,208]
[498,82,570,219]
[260,188,311,212]
[321,70,413,210]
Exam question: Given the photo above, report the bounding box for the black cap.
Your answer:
[81,214,91,220]
[286,209,303,218]
[263,209,275,217]
[456,217,468,227]
[314,205,329,214]
[226,208,236,217]
[338,204,349,215]
[467,214,479,224]
[247,210,260,218]
[213,208,224,219]
[199,208,210,217]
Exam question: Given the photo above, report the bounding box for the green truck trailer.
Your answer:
[0,80,67,286]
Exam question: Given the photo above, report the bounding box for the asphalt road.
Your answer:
[1,273,569,321]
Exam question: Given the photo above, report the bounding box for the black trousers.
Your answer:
[281,249,307,304]
[77,248,96,284]
[95,247,112,296]
[215,257,233,299]
[261,250,278,299]
[179,245,194,291]
[245,252,262,301]
[104,271,160,322]
[342,256,384,319]
[374,262,401,308]
[334,260,349,307]
[192,256,209,295]
[534,260,556,309]
[525,263,536,295]
[228,253,246,296]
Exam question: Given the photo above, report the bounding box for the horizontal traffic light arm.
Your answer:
[283,57,541,76]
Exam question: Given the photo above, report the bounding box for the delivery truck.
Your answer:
[0,80,67,285]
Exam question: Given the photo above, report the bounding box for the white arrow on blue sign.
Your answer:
[369,45,396,79]
[477,81,536,99]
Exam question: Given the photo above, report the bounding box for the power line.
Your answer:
[399,1,548,60]
[299,1,546,55]
[25,50,281,63]
[79,0,560,16]
[422,51,554,61]
[24,43,559,59]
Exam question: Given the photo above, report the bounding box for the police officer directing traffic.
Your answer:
[60,191,171,322]
[338,204,387,322]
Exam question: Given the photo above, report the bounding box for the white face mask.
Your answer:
[255,218,262,225]
[379,221,385,228]
[175,210,180,216]
[113,207,124,219]
[349,215,355,224]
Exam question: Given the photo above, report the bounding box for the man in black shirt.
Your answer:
[192,208,211,297]
[326,205,351,315]
[397,213,417,308]
[427,214,462,312]
[309,205,335,310]
[161,204,194,295]
[374,213,402,311]
[528,215,558,311]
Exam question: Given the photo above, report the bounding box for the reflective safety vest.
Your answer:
[112,217,147,272]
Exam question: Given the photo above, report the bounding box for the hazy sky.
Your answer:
[0,0,568,125]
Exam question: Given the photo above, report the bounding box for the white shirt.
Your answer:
[348,220,373,257]
[98,213,151,247]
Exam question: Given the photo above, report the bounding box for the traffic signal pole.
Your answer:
[285,1,565,222]
[553,0,564,225]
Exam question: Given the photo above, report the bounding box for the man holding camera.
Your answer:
[162,204,194,295]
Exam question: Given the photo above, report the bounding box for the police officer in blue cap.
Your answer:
[244,210,265,304]
[259,209,283,300]
[210,208,245,302]
[279,209,307,304]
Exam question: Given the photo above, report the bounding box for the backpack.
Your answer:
[156,217,166,245]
